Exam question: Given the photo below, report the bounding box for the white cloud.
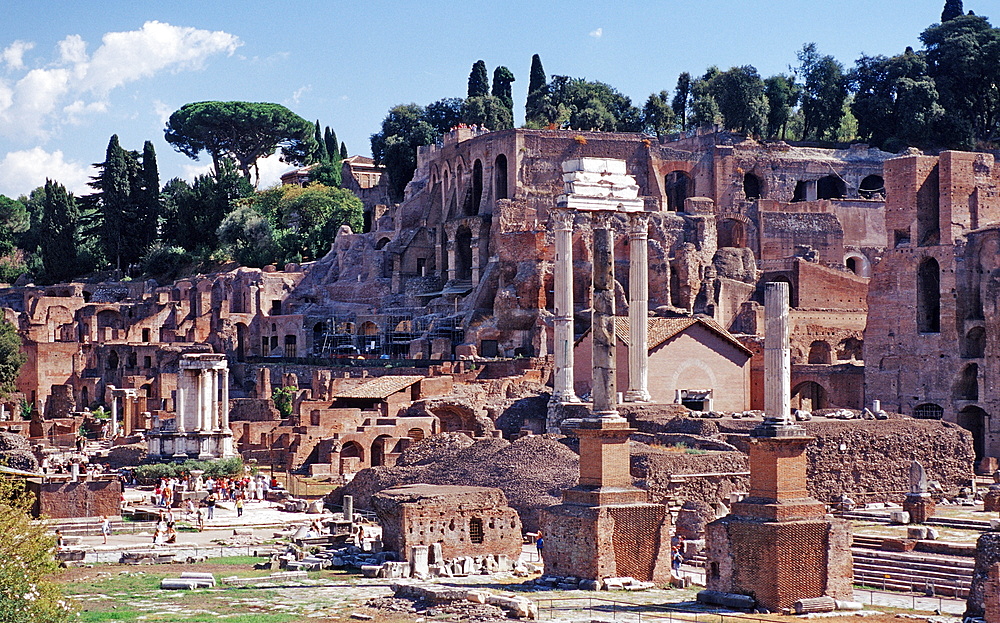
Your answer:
[589,27,603,38]
[256,153,296,189]
[2,40,34,70]
[286,85,312,107]
[0,148,94,198]
[152,100,174,125]
[180,161,214,182]
[0,21,241,141]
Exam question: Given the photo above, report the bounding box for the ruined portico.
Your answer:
[147,353,235,460]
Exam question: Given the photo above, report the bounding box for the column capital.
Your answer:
[590,210,617,230]
[627,211,650,237]
[550,207,575,231]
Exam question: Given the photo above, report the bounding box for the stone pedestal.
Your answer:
[541,419,671,583]
[705,430,853,612]
[903,493,937,523]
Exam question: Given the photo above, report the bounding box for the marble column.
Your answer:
[764,281,792,424]
[591,211,619,419]
[445,224,457,282]
[175,381,186,432]
[210,369,220,431]
[110,391,119,438]
[624,212,651,402]
[199,370,210,431]
[220,369,230,429]
[551,208,579,403]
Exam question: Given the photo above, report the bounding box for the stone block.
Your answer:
[889,510,911,524]
[160,578,199,590]
[410,545,429,578]
[793,596,836,614]
[360,565,380,578]
[908,527,928,540]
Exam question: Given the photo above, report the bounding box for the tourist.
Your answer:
[535,533,543,561]
[671,546,683,572]
[196,508,205,532]
[55,529,64,549]
[236,496,244,517]
[100,516,111,545]
[205,492,216,520]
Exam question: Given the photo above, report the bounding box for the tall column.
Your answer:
[110,391,119,438]
[210,369,220,430]
[220,367,230,429]
[445,224,457,282]
[624,213,651,402]
[199,369,210,431]
[175,381,185,432]
[591,211,619,419]
[551,208,579,403]
[764,281,792,425]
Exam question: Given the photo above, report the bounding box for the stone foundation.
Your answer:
[902,494,936,523]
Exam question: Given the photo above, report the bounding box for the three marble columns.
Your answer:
[550,208,651,413]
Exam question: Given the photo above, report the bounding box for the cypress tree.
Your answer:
[340,142,348,159]
[137,141,160,254]
[313,120,328,162]
[91,135,138,270]
[525,54,548,127]
[40,179,78,283]
[468,60,490,98]
[672,72,692,131]
[942,0,964,21]
[324,127,339,163]
[491,66,516,112]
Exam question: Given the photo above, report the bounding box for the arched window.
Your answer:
[792,181,809,202]
[958,405,988,463]
[743,173,763,200]
[375,237,391,250]
[964,327,986,359]
[718,219,747,248]
[917,258,940,333]
[106,350,119,370]
[664,170,692,211]
[859,175,885,199]
[913,403,944,419]
[407,428,425,442]
[341,441,364,462]
[817,175,845,199]
[456,226,473,281]
[494,154,508,200]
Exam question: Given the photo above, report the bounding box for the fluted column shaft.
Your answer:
[551,208,579,403]
[764,281,791,424]
[625,213,650,402]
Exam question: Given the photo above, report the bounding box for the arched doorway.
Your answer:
[917,258,941,333]
[494,154,508,200]
[340,441,364,464]
[955,364,979,400]
[957,405,988,464]
[471,160,483,215]
[844,253,871,277]
[791,381,826,411]
[107,350,119,370]
[718,219,747,248]
[371,435,394,467]
[456,226,473,281]
[236,323,248,361]
[964,327,986,359]
[664,170,692,212]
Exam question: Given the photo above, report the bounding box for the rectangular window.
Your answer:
[469,518,484,544]
[270,300,282,316]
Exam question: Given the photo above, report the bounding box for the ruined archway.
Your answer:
[371,434,394,467]
[470,160,483,216]
[718,218,747,248]
[964,327,986,359]
[817,175,845,200]
[957,405,988,463]
[955,363,979,400]
[407,428,425,442]
[433,404,476,433]
[791,381,826,411]
[664,170,692,212]
[917,258,941,333]
[859,175,884,199]
[844,252,871,277]
[341,441,364,463]
[808,341,833,364]
[743,173,763,200]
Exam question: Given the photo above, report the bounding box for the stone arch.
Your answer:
[407,428,425,442]
[917,257,941,333]
[340,441,364,463]
[808,340,833,364]
[432,404,476,433]
[817,175,846,199]
[718,218,748,248]
[767,275,796,308]
[371,434,394,467]
[836,336,863,361]
[957,405,988,463]
[456,225,473,281]
[964,326,986,359]
[913,403,944,419]
[495,154,508,200]
[743,172,763,200]
[97,309,123,330]
[664,170,692,212]
[791,381,826,411]
[375,237,391,250]
[844,252,871,277]
[955,363,979,400]
[859,174,885,199]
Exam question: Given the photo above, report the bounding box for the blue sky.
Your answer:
[0,0,966,199]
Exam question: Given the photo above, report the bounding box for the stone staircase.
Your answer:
[852,547,974,597]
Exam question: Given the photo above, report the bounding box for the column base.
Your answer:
[623,390,651,403]
[550,391,581,404]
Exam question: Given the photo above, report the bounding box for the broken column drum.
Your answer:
[550,208,579,404]
[624,212,651,402]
